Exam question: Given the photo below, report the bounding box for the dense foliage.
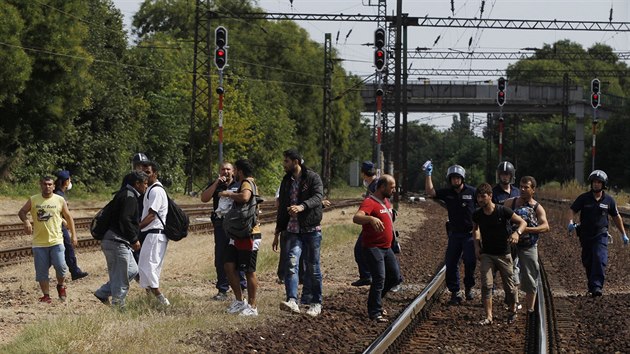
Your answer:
[0,0,370,194]
[1,2,629,193]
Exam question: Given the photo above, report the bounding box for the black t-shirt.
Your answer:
[473,205,514,255]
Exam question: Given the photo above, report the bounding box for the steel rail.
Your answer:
[363,265,446,354]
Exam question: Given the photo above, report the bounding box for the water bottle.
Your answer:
[422,159,432,171]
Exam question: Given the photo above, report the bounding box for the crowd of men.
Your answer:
[16,151,628,324]
[422,160,628,325]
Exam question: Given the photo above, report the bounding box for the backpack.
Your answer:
[223,178,260,240]
[90,199,116,240]
[511,199,539,247]
[148,185,190,242]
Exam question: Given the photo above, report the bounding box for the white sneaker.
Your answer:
[156,294,170,306]
[239,304,258,317]
[306,303,322,317]
[279,298,300,314]
[227,299,248,314]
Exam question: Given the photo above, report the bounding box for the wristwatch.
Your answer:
[516,229,522,236]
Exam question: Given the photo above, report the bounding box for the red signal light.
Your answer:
[217,49,225,57]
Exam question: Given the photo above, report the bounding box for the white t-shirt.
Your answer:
[142,181,168,232]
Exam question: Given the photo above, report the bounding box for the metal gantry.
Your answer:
[408,50,630,61]
[189,9,630,192]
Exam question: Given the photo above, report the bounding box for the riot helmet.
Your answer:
[446,165,466,183]
[131,152,149,171]
[497,161,516,184]
[588,170,608,190]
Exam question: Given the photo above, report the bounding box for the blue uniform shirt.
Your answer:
[570,191,619,238]
[492,184,520,205]
[435,184,477,232]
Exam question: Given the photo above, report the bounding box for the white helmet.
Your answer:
[588,170,608,189]
[446,165,466,182]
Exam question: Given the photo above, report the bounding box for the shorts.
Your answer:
[33,244,67,282]
[224,244,258,273]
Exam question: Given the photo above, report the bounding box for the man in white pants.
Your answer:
[138,160,170,306]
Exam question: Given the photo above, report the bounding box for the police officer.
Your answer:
[568,170,629,297]
[425,163,477,304]
[492,161,519,205]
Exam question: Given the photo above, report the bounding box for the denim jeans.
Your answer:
[214,224,246,292]
[33,244,67,282]
[284,231,322,304]
[95,239,138,307]
[445,231,476,293]
[354,233,371,280]
[363,247,401,318]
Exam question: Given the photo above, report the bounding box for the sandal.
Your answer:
[372,315,389,323]
[478,318,493,326]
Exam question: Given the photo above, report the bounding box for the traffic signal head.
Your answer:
[215,47,227,69]
[374,28,385,49]
[215,26,228,48]
[591,93,600,109]
[497,90,506,106]
[591,78,600,94]
[498,77,506,91]
[374,49,386,71]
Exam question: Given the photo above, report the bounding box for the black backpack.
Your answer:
[148,185,190,242]
[90,199,116,240]
[223,178,260,240]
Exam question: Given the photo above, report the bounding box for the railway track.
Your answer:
[0,204,213,237]
[0,199,360,267]
[360,195,630,353]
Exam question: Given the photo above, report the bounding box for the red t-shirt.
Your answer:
[359,196,393,249]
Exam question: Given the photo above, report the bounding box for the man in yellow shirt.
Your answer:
[18,176,76,303]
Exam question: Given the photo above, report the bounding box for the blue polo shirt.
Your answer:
[492,184,520,205]
[435,184,477,233]
[570,191,619,238]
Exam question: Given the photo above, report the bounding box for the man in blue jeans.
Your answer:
[425,163,477,304]
[94,171,148,308]
[273,149,324,318]
[353,175,401,323]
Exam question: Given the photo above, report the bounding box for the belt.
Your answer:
[142,229,164,235]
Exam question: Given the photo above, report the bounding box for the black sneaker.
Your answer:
[93,292,110,305]
[351,278,372,287]
[465,288,475,301]
[592,288,603,297]
[448,292,463,305]
[71,272,89,281]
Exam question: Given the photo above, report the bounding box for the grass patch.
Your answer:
[0,222,362,353]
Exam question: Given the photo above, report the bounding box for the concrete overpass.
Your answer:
[361,81,618,182]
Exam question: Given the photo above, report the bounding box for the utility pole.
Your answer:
[590,78,601,170]
[393,0,402,204]
[496,77,506,163]
[187,0,212,195]
[214,26,228,165]
[322,33,332,196]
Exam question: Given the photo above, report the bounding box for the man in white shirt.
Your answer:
[138,161,170,306]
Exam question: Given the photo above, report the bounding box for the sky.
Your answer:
[111,0,630,131]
